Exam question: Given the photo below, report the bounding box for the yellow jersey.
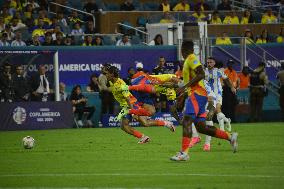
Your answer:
[192,13,206,22]
[161,3,170,12]
[256,38,267,44]
[182,54,207,96]
[261,14,277,24]
[109,78,136,108]
[223,16,240,24]
[150,74,177,100]
[241,17,249,24]
[150,74,176,83]
[173,3,190,11]
[216,37,232,45]
[210,17,222,24]
[277,36,283,43]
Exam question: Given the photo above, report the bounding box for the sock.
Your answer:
[154,120,166,126]
[217,112,225,131]
[133,130,143,138]
[129,84,154,93]
[182,137,190,154]
[129,108,152,116]
[215,129,230,140]
[219,112,229,123]
[192,123,199,138]
[205,121,214,145]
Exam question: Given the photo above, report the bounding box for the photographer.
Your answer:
[69,85,95,127]
[0,63,14,102]
[249,62,268,122]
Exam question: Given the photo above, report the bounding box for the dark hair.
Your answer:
[207,56,217,62]
[90,73,98,80]
[71,85,81,96]
[107,66,119,77]
[128,67,135,72]
[259,61,266,67]
[154,34,163,45]
[182,40,194,51]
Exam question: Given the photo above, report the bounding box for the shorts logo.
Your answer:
[13,106,27,125]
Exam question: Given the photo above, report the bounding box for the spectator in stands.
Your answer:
[24,4,33,19]
[124,66,135,85]
[173,0,190,11]
[31,18,48,40]
[59,82,67,101]
[192,6,207,22]
[57,12,68,27]
[216,32,232,45]
[120,0,135,11]
[34,10,51,25]
[160,11,175,23]
[42,32,52,46]
[30,64,51,102]
[71,22,84,35]
[98,64,114,115]
[0,33,11,46]
[0,63,14,102]
[29,34,41,46]
[148,34,163,45]
[24,0,40,10]
[195,0,210,11]
[256,29,269,44]
[238,66,250,89]
[3,24,15,41]
[277,27,284,43]
[68,10,84,25]
[85,20,97,34]
[223,10,240,24]
[210,10,222,24]
[83,0,98,14]
[116,34,131,46]
[49,17,60,30]
[12,65,30,102]
[277,63,284,120]
[244,29,254,44]
[10,18,26,31]
[249,62,268,122]
[82,35,93,46]
[13,11,23,23]
[223,59,239,122]
[241,10,255,24]
[87,73,100,92]
[94,36,103,46]
[11,31,26,46]
[1,7,13,24]
[64,35,73,46]
[217,0,231,10]
[51,25,64,40]
[0,17,5,32]
[159,0,171,12]
[261,8,278,24]
[52,31,64,46]
[70,85,95,127]
[152,57,168,112]
[39,0,48,10]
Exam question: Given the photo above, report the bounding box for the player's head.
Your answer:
[207,57,216,69]
[106,66,119,82]
[181,40,194,59]
[101,63,111,74]
[38,64,46,75]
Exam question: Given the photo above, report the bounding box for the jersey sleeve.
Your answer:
[219,69,228,79]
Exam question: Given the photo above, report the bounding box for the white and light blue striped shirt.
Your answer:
[205,68,227,96]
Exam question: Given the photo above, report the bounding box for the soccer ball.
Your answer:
[22,136,35,149]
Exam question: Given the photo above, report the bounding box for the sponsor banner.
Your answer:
[101,112,180,128]
[0,102,74,131]
[58,47,178,85]
[212,45,284,81]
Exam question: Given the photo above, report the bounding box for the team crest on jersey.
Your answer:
[193,60,198,64]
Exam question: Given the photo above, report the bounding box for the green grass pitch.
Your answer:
[0,122,284,189]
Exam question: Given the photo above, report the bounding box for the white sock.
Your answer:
[217,113,225,131]
[217,112,229,123]
[205,121,213,145]
[192,123,199,138]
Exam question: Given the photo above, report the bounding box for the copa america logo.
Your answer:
[13,106,27,125]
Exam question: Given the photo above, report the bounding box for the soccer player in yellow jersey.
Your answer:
[170,40,238,161]
[106,66,175,144]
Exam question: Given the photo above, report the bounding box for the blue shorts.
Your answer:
[183,93,207,122]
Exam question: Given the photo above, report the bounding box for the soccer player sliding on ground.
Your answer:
[105,65,175,144]
[170,41,238,161]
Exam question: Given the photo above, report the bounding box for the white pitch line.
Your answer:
[0,173,283,178]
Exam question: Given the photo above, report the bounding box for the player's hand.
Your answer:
[231,87,236,94]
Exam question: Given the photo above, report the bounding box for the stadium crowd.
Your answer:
[0,0,283,46]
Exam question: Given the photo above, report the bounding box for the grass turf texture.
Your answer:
[0,123,284,189]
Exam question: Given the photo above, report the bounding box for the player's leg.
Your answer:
[216,95,231,132]
[203,96,215,151]
[189,123,201,148]
[137,116,176,132]
[120,117,150,144]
